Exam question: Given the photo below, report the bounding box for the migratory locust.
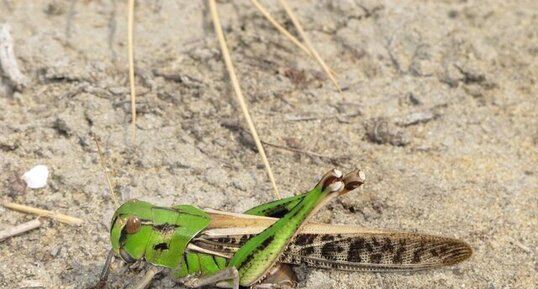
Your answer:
[91,168,472,288]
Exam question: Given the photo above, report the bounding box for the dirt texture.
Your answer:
[1,1,537,288]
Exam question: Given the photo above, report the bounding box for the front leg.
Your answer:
[87,249,115,289]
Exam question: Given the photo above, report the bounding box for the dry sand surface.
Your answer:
[1,1,537,288]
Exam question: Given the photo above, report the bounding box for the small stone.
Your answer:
[399,111,436,126]
[22,165,49,189]
[365,118,410,146]
[50,246,61,257]
[18,279,44,289]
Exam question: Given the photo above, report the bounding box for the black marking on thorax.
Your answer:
[153,223,180,233]
[154,242,169,251]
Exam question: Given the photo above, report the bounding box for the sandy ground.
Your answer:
[0,1,537,288]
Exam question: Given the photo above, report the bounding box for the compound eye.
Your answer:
[125,216,141,234]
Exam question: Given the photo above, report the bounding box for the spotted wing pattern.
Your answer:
[280,232,472,271]
[193,230,472,272]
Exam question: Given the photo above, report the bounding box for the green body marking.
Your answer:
[110,200,211,269]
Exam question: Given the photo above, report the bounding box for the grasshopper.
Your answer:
[91,169,472,288]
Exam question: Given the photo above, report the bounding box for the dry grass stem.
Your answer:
[278,0,341,92]
[94,136,120,207]
[508,237,532,254]
[127,0,137,140]
[250,0,312,57]
[3,202,83,225]
[262,140,340,161]
[209,0,281,199]
[250,0,337,77]
[0,219,42,242]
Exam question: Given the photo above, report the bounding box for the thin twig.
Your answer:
[250,0,337,77]
[209,0,281,199]
[0,23,28,90]
[131,266,162,289]
[508,237,532,254]
[3,202,83,225]
[284,111,361,122]
[127,0,137,141]
[261,140,340,161]
[278,0,341,92]
[0,219,42,242]
[250,0,312,57]
[94,136,120,207]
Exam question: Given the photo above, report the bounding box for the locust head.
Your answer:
[109,199,211,269]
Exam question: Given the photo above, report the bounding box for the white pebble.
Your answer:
[22,165,49,189]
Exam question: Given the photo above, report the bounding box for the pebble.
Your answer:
[22,165,49,189]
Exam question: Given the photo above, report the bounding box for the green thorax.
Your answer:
[110,199,211,269]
